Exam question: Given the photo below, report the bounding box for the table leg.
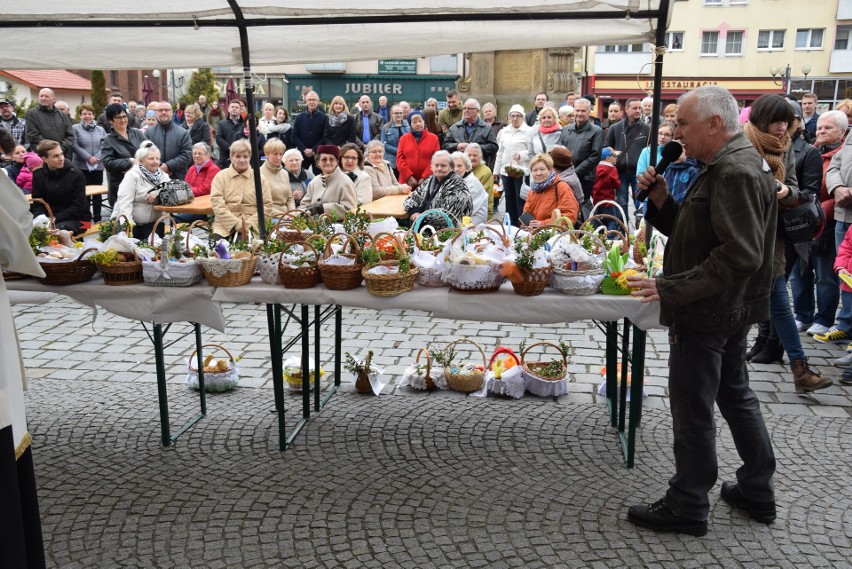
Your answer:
[301,304,310,419]
[314,304,321,413]
[267,303,287,451]
[605,321,618,427]
[194,323,206,416]
[153,323,171,447]
[618,318,631,433]
[627,325,647,468]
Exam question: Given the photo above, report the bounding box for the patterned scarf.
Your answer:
[530,171,557,193]
[81,121,96,131]
[743,122,790,182]
[327,112,349,128]
[138,163,163,186]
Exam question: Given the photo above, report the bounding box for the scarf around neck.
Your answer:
[530,170,557,193]
[538,123,561,135]
[81,122,96,131]
[743,121,790,182]
[328,112,349,128]
[138,163,163,186]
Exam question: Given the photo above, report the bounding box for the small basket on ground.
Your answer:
[361,232,418,297]
[443,337,487,393]
[486,346,524,398]
[521,341,570,397]
[186,343,239,393]
[318,232,364,290]
[141,217,204,287]
[548,230,606,296]
[37,247,98,286]
[414,347,436,391]
[277,240,320,289]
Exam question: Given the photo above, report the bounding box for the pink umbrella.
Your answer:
[225,77,237,106]
[142,75,154,106]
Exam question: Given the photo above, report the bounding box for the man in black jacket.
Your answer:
[292,91,327,174]
[626,86,778,537]
[24,88,75,161]
[604,98,650,224]
[215,100,246,169]
[560,98,603,207]
[442,99,498,167]
[524,92,548,127]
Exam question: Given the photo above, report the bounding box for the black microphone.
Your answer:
[634,141,684,202]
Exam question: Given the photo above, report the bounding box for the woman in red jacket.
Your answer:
[184,142,220,197]
[396,111,440,188]
[178,142,220,223]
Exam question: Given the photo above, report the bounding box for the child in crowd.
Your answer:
[592,147,622,231]
[832,225,852,386]
[3,144,26,183]
[16,152,42,194]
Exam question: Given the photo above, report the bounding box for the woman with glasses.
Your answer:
[299,144,357,217]
[101,103,147,208]
[338,143,372,205]
[363,139,411,200]
[493,104,533,225]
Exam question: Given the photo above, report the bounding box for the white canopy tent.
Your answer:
[3,1,670,69]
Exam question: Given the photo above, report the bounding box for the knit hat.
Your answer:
[146,110,157,118]
[786,99,803,119]
[549,146,573,170]
[601,148,621,160]
[23,152,42,170]
[508,104,525,117]
[407,110,424,122]
[316,144,340,159]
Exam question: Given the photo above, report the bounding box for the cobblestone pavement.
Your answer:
[11,293,852,568]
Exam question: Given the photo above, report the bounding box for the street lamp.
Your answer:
[770,65,812,93]
[151,69,185,104]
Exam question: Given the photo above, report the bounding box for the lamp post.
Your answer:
[151,69,185,104]
[770,65,812,94]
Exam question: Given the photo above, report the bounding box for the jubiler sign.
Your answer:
[343,82,404,95]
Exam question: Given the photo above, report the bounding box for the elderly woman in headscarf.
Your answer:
[209,139,273,240]
[299,144,358,217]
[403,150,471,229]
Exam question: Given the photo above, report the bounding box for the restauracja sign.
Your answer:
[644,80,719,90]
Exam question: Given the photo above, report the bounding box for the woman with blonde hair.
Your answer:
[260,138,295,217]
[528,107,564,157]
[322,96,357,148]
[210,139,273,240]
[522,153,578,227]
[183,103,212,146]
[663,103,679,124]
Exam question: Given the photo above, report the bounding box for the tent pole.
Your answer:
[649,0,672,168]
[228,0,267,240]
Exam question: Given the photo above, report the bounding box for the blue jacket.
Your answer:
[380,121,410,168]
[664,158,700,203]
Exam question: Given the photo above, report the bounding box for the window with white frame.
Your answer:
[701,31,720,55]
[757,29,785,50]
[665,31,684,51]
[836,25,852,50]
[796,28,824,49]
[725,31,745,55]
[703,0,722,4]
[600,44,647,53]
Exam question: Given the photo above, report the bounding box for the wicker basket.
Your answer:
[443,338,487,393]
[443,225,508,293]
[30,198,57,231]
[318,233,364,290]
[415,347,436,390]
[486,346,522,397]
[511,261,552,296]
[37,247,98,286]
[142,216,203,287]
[199,255,256,287]
[549,230,606,296]
[275,209,314,243]
[587,200,630,254]
[186,343,239,393]
[361,232,418,297]
[2,270,28,281]
[277,240,320,289]
[99,249,144,286]
[411,208,457,233]
[412,223,457,288]
[521,341,568,382]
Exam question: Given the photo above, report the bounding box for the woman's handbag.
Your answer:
[780,191,825,244]
[148,180,195,207]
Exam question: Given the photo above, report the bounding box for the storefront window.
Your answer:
[813,79,837,101]
[837,80,852,103]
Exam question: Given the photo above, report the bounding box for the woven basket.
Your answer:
[487,346,522,397]
[415,347,436,391]
[318,233,364,290]
[361,232,418,297]
[30,198,57,231]
[186,343,239,393]
[277,240,320,289]
[199,255,256,287]
[443,337,486,393]
[411,208,458,233]
[37,247,98,286]
[488,346,520,377]
[2,270,28,281]
[443,225,508,293]
[275,209,314,243]
[511,262,553,296]
[521,341,568,382]
[587,200,630,254]
[99,249,144,286]
[142,216,203,287]
[412,224,457,288]
[549,230,606,295]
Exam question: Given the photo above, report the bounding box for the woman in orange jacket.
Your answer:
[522,153,579,227]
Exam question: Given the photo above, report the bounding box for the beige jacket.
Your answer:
[260,160,296,217]
[210,165,273,237]
[299,168,357,218]
[364,161,409,199]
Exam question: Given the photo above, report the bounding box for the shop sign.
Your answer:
[379,59,417,75]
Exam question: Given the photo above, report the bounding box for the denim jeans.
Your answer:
[616,173,636,223]
[789,254,839,328]
[592,205,623,233]
[835,221,852,332]
[770,275,805,361]
[666,324,776,521]
[501,174,525,227]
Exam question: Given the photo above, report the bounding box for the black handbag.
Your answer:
[780,191,825,244]
[148,180,194,207]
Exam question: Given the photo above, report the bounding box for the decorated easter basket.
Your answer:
[442,337,487,393]
[411,220,458,288]
[317,232,364,290]
[508,224,562,297]
[486,346,524,398]
[277,240,320,289]
[443,224,509,293]
[186,343,239,393]
[141,216,204,287]
[37,246,99,286]
[361,232,418,297]
[548,230,607,296]
[521,341,570,397]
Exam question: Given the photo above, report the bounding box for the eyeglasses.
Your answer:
[113,115,128,120]
[463,107,479,111]
[341,155,358,161]
[659,132,674,138]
